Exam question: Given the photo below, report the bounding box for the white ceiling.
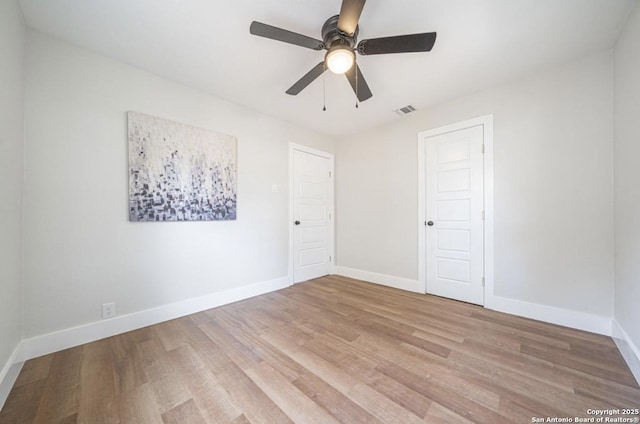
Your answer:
[19,0,636,138]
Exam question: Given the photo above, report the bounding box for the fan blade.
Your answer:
[337,0,366,36]
[250,21,324,51]
[286,62,327,95]
[345,64,372,102]
[357,32,437,55]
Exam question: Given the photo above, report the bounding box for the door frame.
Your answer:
[417,115,495,307]
[288,142,335,285]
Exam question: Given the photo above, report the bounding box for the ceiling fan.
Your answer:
[249,0,437,102]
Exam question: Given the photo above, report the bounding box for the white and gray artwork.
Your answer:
[128,111,237,222]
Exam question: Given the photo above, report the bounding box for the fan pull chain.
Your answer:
[354,55,359,109]
[323,72,327,111]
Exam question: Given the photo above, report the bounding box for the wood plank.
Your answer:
[76,351,118,423]
[291,373,384,424]
[166,344,242,423]
[375,360,509,423]
[117,383,163,423]
[244,362,340,424]
[32,347,83,424]
[0,379,47,423]
[149,374,192,416]
[259,326,425,424]
[161,399,207,424]
[13,354,53,388]
[192,335,293,424]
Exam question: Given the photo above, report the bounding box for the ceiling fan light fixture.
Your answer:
[326,45,355,74]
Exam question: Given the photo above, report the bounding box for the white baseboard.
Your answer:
[491,296,612,336]
[18,276,290,363]
[0,342,25,411]
[612,320,640,385]
[334,266,421,293]
[334,267,612,336]
[3,271,635,406]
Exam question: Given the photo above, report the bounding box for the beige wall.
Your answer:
[614,3,640,353]
[22,31,335,338]
[0,0,26,380]
[336,51,615,317]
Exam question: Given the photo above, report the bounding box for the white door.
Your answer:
[292,148,333,283]
[425,125,484,305]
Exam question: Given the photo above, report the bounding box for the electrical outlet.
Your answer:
[102,302,115,319]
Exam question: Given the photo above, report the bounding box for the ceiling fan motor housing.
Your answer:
[322,15,358,49]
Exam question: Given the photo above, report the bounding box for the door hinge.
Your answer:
[481,144,485,154]
[329,212,332,220]
[329,256,332,262]
[482,277,485,287]
[481,210,485,220]
[329,171,332,178]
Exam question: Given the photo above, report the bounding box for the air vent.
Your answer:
[394,105,416,116]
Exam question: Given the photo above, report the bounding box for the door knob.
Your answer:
[427,221,434,226]
[294,220,300,225]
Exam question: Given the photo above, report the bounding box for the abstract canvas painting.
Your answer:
[128,111,237,222]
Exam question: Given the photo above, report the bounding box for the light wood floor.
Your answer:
[1,276,639,423]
